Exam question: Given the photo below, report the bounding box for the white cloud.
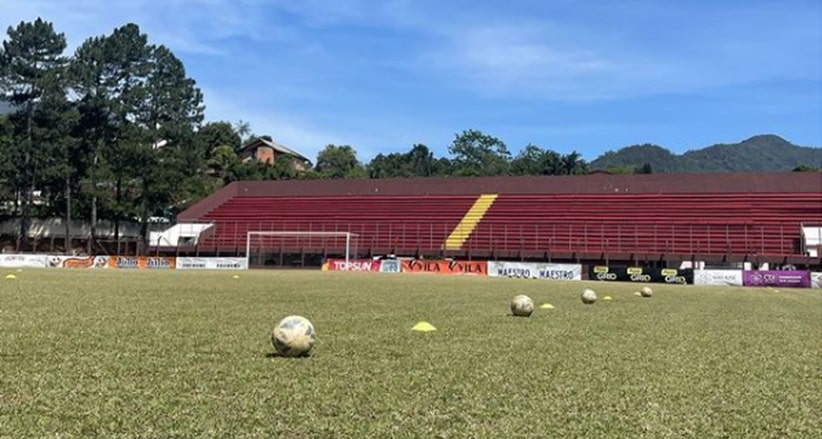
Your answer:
[0,0,277,54]
[413,3,822,101]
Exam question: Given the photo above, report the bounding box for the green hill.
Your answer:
[591,135,822,173]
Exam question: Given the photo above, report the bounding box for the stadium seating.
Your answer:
[196,195,478,253]
[171,173,822,262]
[463,193,822,257]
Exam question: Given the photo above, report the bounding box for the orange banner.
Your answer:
[107,256,176,269]
[401,259,487,276]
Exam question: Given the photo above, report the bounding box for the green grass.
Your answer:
[1,269,820,438]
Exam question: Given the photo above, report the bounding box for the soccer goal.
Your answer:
[245,231,359,269]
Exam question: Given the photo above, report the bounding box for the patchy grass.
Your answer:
[1,269,820,438]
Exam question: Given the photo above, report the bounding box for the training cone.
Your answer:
[411,321,437,332]
[232,275,240,279]
[603,296,613,301]
[16,269,22,272]
[5,274,17,280]
[540,303,555,309]
[634,292,642,296]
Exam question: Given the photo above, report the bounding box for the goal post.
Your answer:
[245,231,359,269]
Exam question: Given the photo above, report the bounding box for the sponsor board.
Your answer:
[742,270,810,288]
[0,253,48,268]
[323,258,381,272]
[47,255,109,269]
[107,256,176,270]
[589,266,693,285]
[487,261,582,280]
[379,259,402,273]
[401,259,487,275]
[694,269,744,286]
[176,257,247,270]
[811,272,822,289]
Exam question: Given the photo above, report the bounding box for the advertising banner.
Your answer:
[0,253,48,268]
[47,255,109,269]
[487,261,582,280]
[400,259,487,275]
[694,269,744,286]
[106,256,176,270]
[589,266,693,285]
[323,258,381,272]
[742,270,811,288]
[379,259,402,273]
[176,257,247,270]
[811,272,822,289]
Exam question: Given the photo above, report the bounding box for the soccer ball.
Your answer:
[271,315,316,357]
[581,288,597,304]
[641,286,653,297]
[510,294,535,317]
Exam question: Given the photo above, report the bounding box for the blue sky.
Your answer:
[2,0,820,162]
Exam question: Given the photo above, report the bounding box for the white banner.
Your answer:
[487,261,582,281]
[176,257,247,270]
[46,255,109,269]
[694,269,744,286]
[0,253,48,268]
[811,272,822,289]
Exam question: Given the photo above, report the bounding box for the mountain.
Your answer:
[591,135,822,173]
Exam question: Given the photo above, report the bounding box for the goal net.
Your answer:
[245,231,359,269]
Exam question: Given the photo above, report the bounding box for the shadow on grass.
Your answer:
[264,351,312,359]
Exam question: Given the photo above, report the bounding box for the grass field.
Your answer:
[1,269,820,438]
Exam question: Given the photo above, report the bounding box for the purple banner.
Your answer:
[742,270,811,288]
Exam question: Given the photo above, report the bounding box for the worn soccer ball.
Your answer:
[510,294,535,317]
[641,286,654,298]
[581,288,597,304]
[271,315,315,357]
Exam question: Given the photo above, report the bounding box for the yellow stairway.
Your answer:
[443,194,498,250]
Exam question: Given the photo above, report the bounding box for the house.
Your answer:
[238,138,311,171]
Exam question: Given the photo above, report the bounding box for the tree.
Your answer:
[559,151,588,175]
[234,120,253,147]
[634,163,653,174]
[71,23,154,250]
[315,144,366,179]
[368,152,407,178]
[0,18,68,250]
[133,43,204,246]
[448,130,511,177]
[366,144,439,178]
[36,70,79,251]
[510,144,545,176]
[407,144,437,177]
[197,121,241,156]
[0,115,14,210]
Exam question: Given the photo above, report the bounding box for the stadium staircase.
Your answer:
[442,194,498,250]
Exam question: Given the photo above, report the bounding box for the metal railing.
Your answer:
[177,219,802,257]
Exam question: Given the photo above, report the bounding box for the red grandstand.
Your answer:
[155,172,822,268]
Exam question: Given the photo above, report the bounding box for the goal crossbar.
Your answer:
[245,231,359,269]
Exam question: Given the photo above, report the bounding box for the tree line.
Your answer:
[0,19,591,249]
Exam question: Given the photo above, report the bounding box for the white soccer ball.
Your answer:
[581,288,597,304]
[271,315,316,357]
[510,294,535,317]
[641,286,653,298]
